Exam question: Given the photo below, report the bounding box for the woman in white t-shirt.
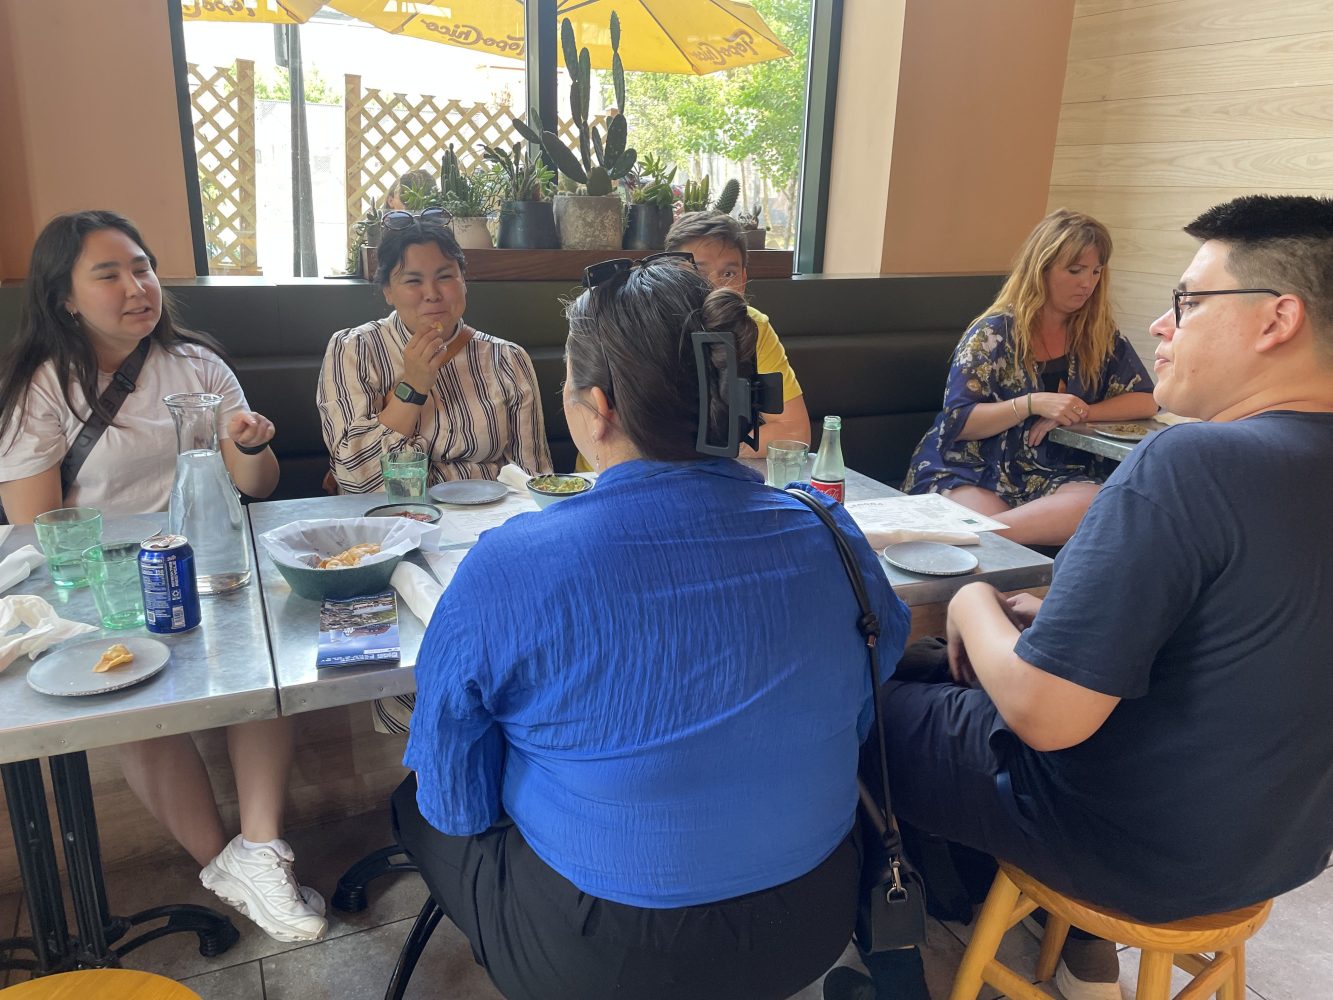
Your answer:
[0,211,326,943]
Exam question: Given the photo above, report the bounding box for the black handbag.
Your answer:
[787,489,929,953]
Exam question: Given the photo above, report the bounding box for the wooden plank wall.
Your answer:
[1047,0,1333,361]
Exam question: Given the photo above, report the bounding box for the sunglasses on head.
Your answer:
[382,207,452,231]
[582,251,696,290]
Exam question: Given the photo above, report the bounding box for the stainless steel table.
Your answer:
[1049,419,1170,463]
[248,493,482,717]
[0,514,276,973]
[768,462,1053,607]
[252,470,1052,719]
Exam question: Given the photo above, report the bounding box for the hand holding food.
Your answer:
[317,543,381,569]
[93,643,135,673]
[401,321,473,392]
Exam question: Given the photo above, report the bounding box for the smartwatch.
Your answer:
[393,381,428,405]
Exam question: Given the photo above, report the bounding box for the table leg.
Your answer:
[0,759,73,975]
[47,752,240,966]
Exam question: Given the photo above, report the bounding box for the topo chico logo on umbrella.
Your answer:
[689,29,761,68]
[420,19,525,55]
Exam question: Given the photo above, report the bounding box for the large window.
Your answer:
[179,1,815,277]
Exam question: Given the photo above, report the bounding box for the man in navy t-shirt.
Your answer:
[833,196,1333,1000]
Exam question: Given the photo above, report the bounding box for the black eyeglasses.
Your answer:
[383,207,451,231]
[1172,287,1281,327]
[583,251,696,290]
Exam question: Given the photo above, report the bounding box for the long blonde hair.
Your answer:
[977,209,1118,392]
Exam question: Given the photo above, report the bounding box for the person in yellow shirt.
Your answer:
[667,212,810,456]
[573,211,810,472]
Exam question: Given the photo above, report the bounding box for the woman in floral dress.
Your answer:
[903,209,1157,545]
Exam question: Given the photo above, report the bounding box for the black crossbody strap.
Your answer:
[786,488,903,856]
[60,337,151,497]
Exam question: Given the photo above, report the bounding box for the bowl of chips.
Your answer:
[259,517,440,601]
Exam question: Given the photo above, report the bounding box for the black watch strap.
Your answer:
[394,381,428,405]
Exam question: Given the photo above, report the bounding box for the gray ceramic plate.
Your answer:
[27,636,170,697]
[428,480,509,506]
[364,503,442,523]
[881,541,979,577]
[1090,422,1158,441]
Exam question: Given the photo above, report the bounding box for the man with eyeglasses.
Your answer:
[830,196,1333,1000]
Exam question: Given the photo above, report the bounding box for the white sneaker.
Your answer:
[201,836,328,942]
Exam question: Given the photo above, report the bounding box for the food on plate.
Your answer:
[396,510,435,521]
[528,474,592,495]
[93,643,135,673]
[318,543,382,569]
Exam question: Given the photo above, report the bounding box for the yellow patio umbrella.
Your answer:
[324,0,792,74]
[181,0,323,24]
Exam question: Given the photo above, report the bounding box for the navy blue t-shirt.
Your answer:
[1013,411,1333,921]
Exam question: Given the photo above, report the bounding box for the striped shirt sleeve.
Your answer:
[317,322,425,493]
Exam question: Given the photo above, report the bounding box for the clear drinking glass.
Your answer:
[82,542,146,629]
[33,507,103,587]
[381,448,429,501]
[766,440,810,488]
[166,392,251,594]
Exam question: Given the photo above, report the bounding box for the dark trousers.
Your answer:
[392,774,861,1000]
[872,641,1083,904]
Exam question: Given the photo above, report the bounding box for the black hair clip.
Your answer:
[691,329,783,457]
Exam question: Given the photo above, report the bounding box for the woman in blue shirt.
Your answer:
[393,256,911,998]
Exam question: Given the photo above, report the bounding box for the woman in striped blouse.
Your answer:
[317,215,552,493]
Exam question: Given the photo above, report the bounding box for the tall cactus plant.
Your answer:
[514,13,636,196]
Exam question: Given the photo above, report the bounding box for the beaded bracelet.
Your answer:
[235,440,270,456]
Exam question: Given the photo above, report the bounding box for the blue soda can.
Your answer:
[138,534,202,634]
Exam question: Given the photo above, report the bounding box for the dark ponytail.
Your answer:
[565,262,757,461]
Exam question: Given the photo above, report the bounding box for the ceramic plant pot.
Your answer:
[622,204,674,251]
[450,216,494,250]
[497,200,559,249]
[553,193,625,250]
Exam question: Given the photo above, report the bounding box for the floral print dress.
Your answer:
[902,313,1154,503]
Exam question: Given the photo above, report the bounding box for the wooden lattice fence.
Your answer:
[345,74,601,239]
[188,61,261,275]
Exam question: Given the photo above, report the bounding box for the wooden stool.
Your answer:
[949,863,1272,1000]
[0,969,200,999]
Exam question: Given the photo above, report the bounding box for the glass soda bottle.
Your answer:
[165,392,251,594]
[810,415,846,502]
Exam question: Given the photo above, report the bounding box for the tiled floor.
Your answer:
[1,812,1328,999]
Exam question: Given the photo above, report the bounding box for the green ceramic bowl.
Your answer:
[273,553,404,601]
[527,474,594,509]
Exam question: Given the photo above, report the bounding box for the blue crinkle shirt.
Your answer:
[404,457,910,908]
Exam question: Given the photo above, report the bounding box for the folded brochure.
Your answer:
[316,590,401,668]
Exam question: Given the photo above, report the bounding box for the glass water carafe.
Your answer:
[165,392,251,594]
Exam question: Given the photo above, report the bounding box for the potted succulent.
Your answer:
[622,153,676,250]
[439,145,500,249]
[347,198,384,277]
[515,14,636,250]
[738,204,767,251]
[679,176,739,216]
[482,133,558,249]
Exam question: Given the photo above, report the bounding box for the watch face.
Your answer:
[395,382,424,403]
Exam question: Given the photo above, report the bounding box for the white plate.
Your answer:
[27,636,170,697]
[882,541,979,577]
[428,480,509,506]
